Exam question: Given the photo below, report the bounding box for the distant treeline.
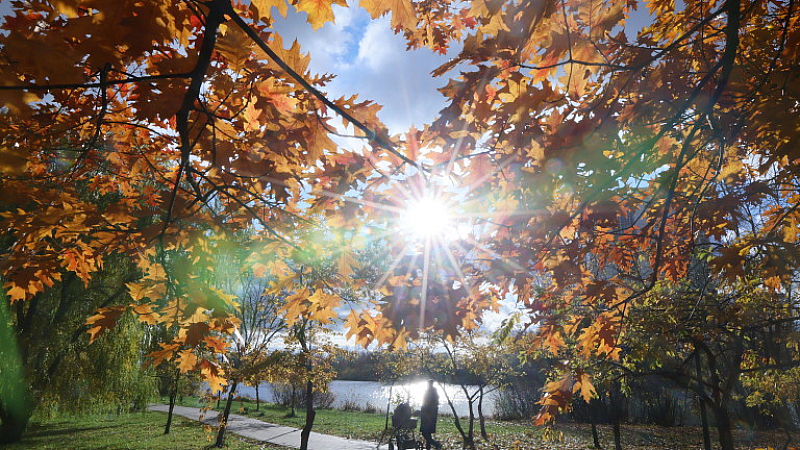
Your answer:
[331,350,799,433]
[331,351,483,385]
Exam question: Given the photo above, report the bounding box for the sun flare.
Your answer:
[401,195,453,240]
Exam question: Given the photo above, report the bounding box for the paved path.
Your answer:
[148,404,387,450]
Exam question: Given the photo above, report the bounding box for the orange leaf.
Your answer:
[296,0,347,29]
[85,306,126,343]
[360,0,417,30]
[177,349,199,373]
[147,343,180,367]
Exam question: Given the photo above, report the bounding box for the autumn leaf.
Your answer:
[251,0,288,19]
[176,349,199,373]
[296,0,347,29]
[0,146,28,176]
[216,24,253,72]
[204,335,229,353]
[132,303,161,325]
[573,371,596,403]
[4,284,27,303]
[337,249,358,280]
[147,343,180,368]
[199,359,227,393]
[360,0,417,30]
[182,322,212,347]
[86,306,126,343]
[126,282,151,302]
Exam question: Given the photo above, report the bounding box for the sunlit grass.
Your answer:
[169,396,540,445]
[5,411,286,450]
[165,397,799,449]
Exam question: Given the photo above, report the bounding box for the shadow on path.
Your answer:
[148,404,386,450]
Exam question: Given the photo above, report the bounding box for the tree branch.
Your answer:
[224,4,418,169]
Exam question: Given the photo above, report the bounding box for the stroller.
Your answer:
[388,403,423,450]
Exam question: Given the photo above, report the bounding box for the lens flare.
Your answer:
[402,195,453,240]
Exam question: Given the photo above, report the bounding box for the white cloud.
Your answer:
[272,5,459,134]
[348,18,456,132]
[356,17,402,71]
[272,3,362,75]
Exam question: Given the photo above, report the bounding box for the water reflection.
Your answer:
[234,380,498,418]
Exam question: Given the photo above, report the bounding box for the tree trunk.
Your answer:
[255,384,260,412]
[713,403,735,450]
[478,385,488,441]
[215,380,239,448]
[0,403,31,445]
[289,384,297,417]
[695,351,712,450]
[442,386,469,448]
[591,423,602,449]
[0,296,33,444]
[467,401,476,450]
[609,383,623,450]
[300,379,316,450]
[164,371,180,435]
[701,337,739,450]
[589,398,602,449]
[379,382,394,446]
[613,422,622,450]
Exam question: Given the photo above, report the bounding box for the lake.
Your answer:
[233,379,500,418]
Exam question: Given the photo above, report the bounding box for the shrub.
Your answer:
[271,383,336,409]
[493,381,541,420]
[340,398,361,411]
[364,402,378,414]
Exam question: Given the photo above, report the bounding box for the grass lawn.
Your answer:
[171,395,401,440]
[171,397,543,448]
[3,411,287,450]
[167,396,799,450]
[169,396,556,448]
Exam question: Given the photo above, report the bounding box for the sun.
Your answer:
[401,194,454,240]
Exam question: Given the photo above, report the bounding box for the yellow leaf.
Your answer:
[280,287,310,326]
[132,303,161,325]
[146,343,179,367]
[574,372,596,402]
[311,305,338,324]
[5,284,26,302]
[337,250,358,279]
[127,282,150,302]
[199,359,227,394]
[216,25,252,71]
[51,0,81,18]
[251,0,288,19]
[360,0,417,29]
[177,349,199,373]
[206,373,227,395]
[297,0,347,29]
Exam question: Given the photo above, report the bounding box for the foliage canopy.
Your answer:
[1,0,799,433]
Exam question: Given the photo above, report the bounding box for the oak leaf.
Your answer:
[360,0,417,30]
[297,0,347,29]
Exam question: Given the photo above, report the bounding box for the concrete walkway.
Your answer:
[148,404,387,450]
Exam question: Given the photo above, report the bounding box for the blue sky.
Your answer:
[0,0,660,345]
[272,1,455,134]
[268,4,533,345]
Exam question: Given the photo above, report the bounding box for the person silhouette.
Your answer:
[392,402,413,429]
[420,380,442,450]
